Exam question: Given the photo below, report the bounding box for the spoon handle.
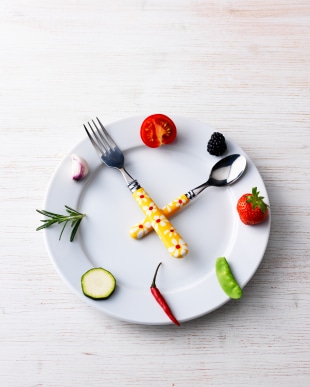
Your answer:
[129,194,190,239]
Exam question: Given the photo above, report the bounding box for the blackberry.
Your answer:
[207,132,227,156]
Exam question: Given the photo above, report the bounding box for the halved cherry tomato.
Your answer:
[140,114,177,148]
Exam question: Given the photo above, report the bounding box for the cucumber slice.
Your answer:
[81,268,116,300]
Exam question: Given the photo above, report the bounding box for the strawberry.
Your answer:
[237,187,269,225]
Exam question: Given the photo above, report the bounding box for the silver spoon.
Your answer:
[185,153,247,199]
[129,154,247,239]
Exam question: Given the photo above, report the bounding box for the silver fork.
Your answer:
[84,117,188,258]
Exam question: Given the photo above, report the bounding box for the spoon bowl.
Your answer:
[207,154,247,186]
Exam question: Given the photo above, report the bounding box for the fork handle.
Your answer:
[132,189,188,258]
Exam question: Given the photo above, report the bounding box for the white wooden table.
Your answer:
[1,1,309,385]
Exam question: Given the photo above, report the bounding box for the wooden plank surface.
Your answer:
[1,1,309,386]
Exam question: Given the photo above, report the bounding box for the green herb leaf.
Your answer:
[36,206,86,242]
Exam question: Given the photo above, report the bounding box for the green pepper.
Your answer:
[216,257,243,299]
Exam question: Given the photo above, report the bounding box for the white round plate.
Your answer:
[42,115,271,325]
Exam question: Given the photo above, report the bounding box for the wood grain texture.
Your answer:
[1,0,309,386]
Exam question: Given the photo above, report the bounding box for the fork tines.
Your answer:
[84,117,116,156]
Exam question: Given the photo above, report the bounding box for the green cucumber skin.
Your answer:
[216,257,243,300]
[82,288,116,300]
[81,268,116,300]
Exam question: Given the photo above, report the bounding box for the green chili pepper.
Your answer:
[216,257,243,299]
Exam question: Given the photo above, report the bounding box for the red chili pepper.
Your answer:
[150,262,180,327]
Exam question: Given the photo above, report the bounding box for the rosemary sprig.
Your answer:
[36,205,86,242]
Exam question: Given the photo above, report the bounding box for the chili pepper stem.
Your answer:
[151,262,162,288]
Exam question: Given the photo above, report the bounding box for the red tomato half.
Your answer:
[140,114,177,148]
